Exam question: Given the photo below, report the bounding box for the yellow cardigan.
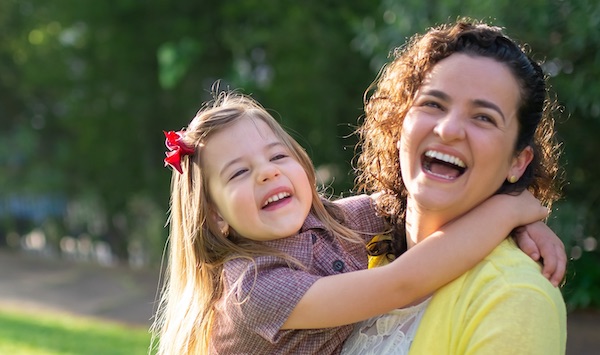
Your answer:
[408,238,567,354]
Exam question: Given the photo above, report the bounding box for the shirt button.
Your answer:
[311,234,317,244]
[332,260,344,272]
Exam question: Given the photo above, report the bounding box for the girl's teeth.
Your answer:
[264,192,290,206]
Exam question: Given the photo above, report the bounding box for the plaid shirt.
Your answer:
[210,194,386,355]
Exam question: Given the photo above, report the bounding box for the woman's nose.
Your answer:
[433,111,466,142]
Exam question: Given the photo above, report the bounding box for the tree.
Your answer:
[0,0,377,263]
[2,0,599,309]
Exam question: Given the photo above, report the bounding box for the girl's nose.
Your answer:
[433,111,466,142]
[257,163,280,182]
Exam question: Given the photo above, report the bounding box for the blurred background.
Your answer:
[1,0,599,352]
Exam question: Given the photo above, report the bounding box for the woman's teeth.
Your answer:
[424,150,466,168]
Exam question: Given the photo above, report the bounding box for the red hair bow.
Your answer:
[163,130,194,174]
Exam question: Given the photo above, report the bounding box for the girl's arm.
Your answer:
[513,222,566,286]
[282,191,547,330]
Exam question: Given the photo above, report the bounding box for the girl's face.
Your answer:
[399,53,532,220]
[203,116,313,241]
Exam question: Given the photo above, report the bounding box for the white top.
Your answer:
[341,298,431,355]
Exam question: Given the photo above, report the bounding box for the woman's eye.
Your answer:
[423,101,442,109]
[475,114,497,125]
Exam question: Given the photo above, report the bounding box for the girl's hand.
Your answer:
[503,190,549,226]
[513,222,566,287]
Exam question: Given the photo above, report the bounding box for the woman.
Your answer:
[345,19,567,354]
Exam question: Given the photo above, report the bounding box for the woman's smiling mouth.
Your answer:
[421,150,467,180]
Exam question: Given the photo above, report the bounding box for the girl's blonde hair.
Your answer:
[151,90,361,354]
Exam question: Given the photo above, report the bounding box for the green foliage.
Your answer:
[0,0,377,263]
[1,0,599,309]
[562,252,600,310]
[549,200,600,309]
[158,37,202,89]
[0,308,152,355]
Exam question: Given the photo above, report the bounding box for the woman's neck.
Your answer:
[405,198,451,249]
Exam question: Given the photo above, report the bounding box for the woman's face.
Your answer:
[399,53,531,220]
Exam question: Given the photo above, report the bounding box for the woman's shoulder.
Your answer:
[428,238,561,302]
[484,238,543,271]
[469,239,563,299]
[431,238,565,316]
[418,241,567,355]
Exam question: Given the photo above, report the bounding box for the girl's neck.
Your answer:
[405,198,451,249]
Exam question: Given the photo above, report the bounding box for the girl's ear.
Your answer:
[507,146,534,182]
[212,210,230,238]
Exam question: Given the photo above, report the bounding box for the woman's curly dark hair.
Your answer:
[354,19,562,257]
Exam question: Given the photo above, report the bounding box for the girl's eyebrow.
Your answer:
[421,89,506,123]
[220,157,242,179]
[267,141,284,148]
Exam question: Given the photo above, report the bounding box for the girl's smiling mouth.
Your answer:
[262,191,292,209]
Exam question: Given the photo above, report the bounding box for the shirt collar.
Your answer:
[300,208,328,232]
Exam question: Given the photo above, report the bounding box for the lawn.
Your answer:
[0,308,154,355]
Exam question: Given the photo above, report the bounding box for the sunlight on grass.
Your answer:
[0,308,154,355]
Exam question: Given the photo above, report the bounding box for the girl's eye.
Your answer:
[271,153,288,161]
[229,168,248,180]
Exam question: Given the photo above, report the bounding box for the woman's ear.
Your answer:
[212,210,230,238]
[507,146,534,182]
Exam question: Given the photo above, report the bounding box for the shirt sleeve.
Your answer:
[461,277,566,354]
[222,255,320,343]
[334,194,387,241]
[410,240,567,355]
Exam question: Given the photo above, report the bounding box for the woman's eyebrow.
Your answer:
[420,89,450,101]
[473,99,506,123]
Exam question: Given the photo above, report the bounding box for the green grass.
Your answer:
[0,308,154,355]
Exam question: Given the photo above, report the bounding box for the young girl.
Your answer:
[151,90,561,354]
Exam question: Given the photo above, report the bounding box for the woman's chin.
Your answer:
[410,192,466,216]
